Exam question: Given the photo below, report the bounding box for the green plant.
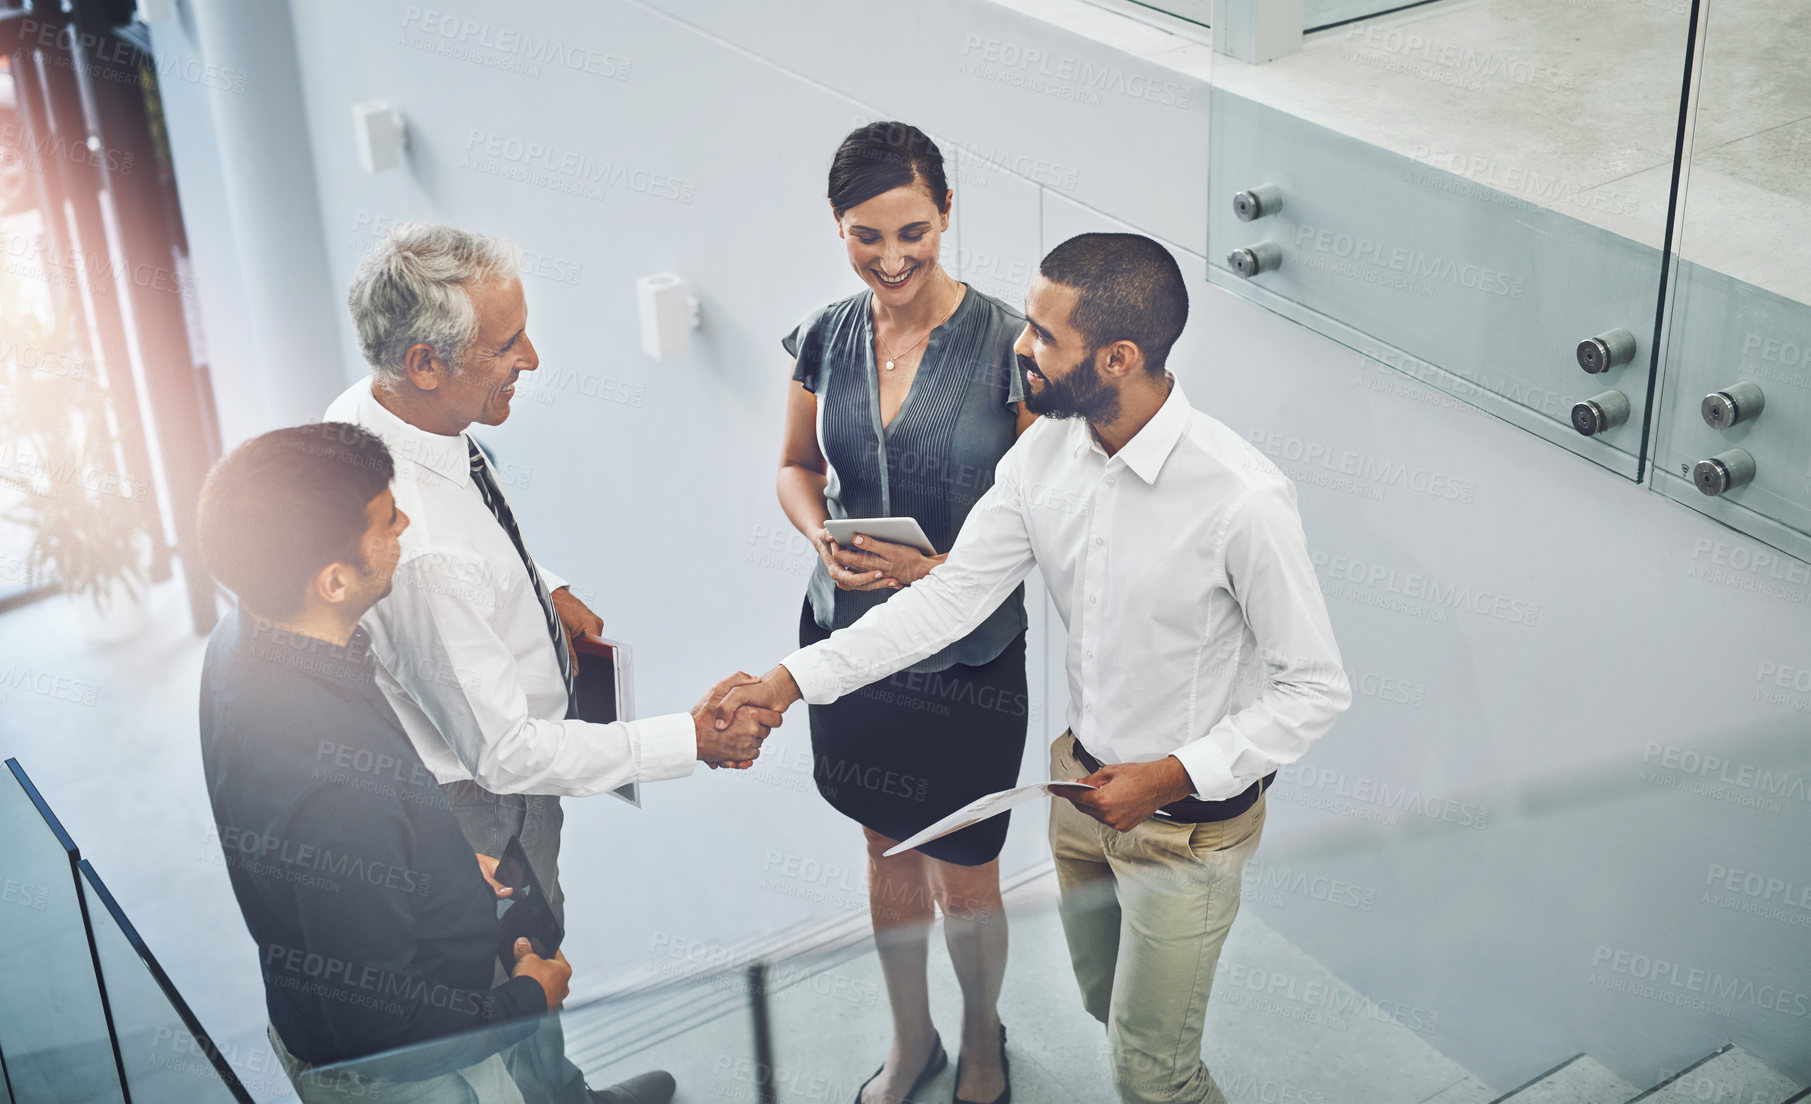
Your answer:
[0,284,150,614]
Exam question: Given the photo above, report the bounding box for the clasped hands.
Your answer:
[691,667,802,769]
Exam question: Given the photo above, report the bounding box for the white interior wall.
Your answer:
[147,0,1811,1089]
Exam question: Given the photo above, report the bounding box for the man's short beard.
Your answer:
[353,552,395,602]
[1021,349,1121,423]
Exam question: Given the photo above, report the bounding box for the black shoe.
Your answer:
[589,1069,676,1104]
[952,1025,1009,1104]
[853,1034,947,1104]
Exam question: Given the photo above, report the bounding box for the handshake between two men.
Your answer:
[689,667,804,769]
[690,664,1218,836]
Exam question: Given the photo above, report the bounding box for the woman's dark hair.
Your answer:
[828,121,949,219]
[197,422,394,620]
[1039,233,1190,374]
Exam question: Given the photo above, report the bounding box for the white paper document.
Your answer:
[883,780,1097,857]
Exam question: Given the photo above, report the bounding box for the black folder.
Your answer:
[571,636,642,807]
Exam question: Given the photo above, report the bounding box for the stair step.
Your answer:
[1493,1054,1638,1104]
[1421,1077,1497,1104]
[1634,1045,1800,1104]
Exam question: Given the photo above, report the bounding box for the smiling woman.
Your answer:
[770,121,1035,1104]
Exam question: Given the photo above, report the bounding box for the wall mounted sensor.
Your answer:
[137,0,176,21]
[351,100,408,174]
[637,274,701,361]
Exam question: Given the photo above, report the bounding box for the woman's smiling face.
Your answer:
[836,181,952,308]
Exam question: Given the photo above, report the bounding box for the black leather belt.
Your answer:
[1072,738,1272,824]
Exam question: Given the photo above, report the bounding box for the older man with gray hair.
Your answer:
[327,222,776,1104]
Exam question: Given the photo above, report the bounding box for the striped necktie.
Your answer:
[467,438,576,716]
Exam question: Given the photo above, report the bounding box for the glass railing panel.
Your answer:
[307,962,763,1103]
[751,867,1490,1104]
[248,750,1811,1101]
[77,861,251,1103]
[1652,0,1811,563]
[0,760,123,1104]
[1207,0,1698,478]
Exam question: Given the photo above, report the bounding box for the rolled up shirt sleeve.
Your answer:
[783,458,1038,704]
[1172,485,1352,801]
[377,553,696,796]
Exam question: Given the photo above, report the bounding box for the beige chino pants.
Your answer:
[1048,731,1266,1104]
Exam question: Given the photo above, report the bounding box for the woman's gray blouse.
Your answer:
[784,286,1028,674]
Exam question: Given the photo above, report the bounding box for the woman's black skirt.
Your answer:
[798,598,1029,866]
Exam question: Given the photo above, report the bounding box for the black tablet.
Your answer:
[493,836,564,974]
